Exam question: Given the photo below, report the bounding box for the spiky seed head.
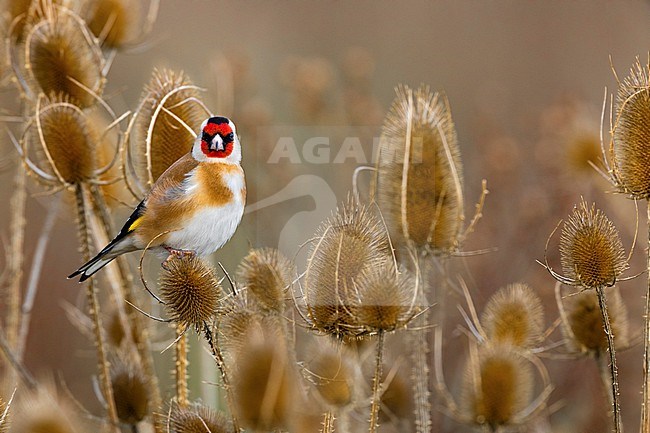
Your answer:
[24,5,104,107]
[27,93,97,184]
[232,326,295,431]
[353,266,416,332]
[481,283,544,348]
[0,395,8,433]
[110,355,150,424]
[217,293,265,360]
[566,133,601,176]
[379,364,413,422]
[559,200,627,289]
[85,0,140,48]
[135,68,204,185]
[306,343,356,408]
[461,346,534,429]
[237,248,294,315]
[159,255,221,329]
[376,85,464,255]
[304,198,392,339]
[563,287,629,354]
[612,58,650,199]
[165,402,233,433]
[11,383,86,433]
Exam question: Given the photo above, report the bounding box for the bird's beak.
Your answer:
[210,135,225,151]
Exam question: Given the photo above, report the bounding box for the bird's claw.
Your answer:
[162,247,196,270]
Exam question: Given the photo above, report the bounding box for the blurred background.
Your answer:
[3,1,650,431]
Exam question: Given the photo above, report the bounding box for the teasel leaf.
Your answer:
[559,199,627,289]
[237,247,294,315]
[23,3,105,107]
[131,68,206,188]
[304,198,392,339]
[376,84,464,255]
[481,283,544,349]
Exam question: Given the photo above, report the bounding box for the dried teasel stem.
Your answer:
[88,185,163,430]
[644,200,650,433]
[204,324,239,433]
[595,286,621,433]
[73,183,119,432]
[175,323,189,408]
[2,167,26,380]
[369,331,385,433]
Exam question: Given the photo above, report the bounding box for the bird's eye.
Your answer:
[202,132,211,142]
[225,132,234,143]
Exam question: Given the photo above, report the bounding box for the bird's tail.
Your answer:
[68,251,116,282]
[68,238,127,282]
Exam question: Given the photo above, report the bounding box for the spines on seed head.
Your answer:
[481,283,544,349]
[376,84,464,255]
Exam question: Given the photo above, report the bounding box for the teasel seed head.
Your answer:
[353,266,417,333]
[110,353,150,424]
[133,68,205,186]
[379,363,413,422]
[611,58,650,199]
[85,0,140,49]
[559,200,627,289]
[12,383,87,433]
[562,287,629,355]
[236,247,294,315]
[376,84,464,255]
[460,346,533,430]
[304,198,392,339]
[232,326,295,431]
[159,255,222,329]
[305,343,356,409]
[26,93,98,185]
[24,3,104,107]
[165,402,233,433]
[217,292,265,359]
[481,283,544,349]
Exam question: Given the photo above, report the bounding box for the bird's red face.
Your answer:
[200,117,235,158]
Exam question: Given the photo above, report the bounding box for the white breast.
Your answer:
[166,169,245,256]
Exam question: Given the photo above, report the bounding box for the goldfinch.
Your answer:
[69,116,246,282]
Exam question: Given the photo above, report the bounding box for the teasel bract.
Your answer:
[127,68,206,192]
[16,1,105,107]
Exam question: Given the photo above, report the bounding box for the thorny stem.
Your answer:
[595,286,622,433]
[204,323,240,433]
[369,331,385,433]
[321,411,335,433]
[175,323,189,408]
[3,167,26,381]
[74,184,120,433]
[641,200,650,433]
[89,185,163,430]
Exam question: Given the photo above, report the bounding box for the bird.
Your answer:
[69,116,246,282]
